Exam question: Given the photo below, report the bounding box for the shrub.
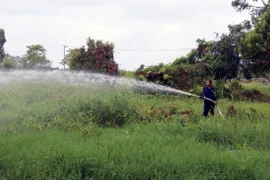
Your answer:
[74,88,138,127]
[215,80,231,98]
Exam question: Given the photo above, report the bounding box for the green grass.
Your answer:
[2,123,270,179]
[242,82,270,96]
[1,123,270,179]
[0,81,270,179]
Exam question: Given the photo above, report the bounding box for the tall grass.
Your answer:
[0,81,270,179]
[1,122,270,179]
[0,82,137,131]
[2,123,270,179]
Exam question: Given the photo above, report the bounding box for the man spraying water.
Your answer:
[202,80,217,117]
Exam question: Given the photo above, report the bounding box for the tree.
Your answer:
[210,22,251,79]
[232,0,269,22]
[172,56,189,66]
[195,29,243,80]
[239,7,270,77]
[2,53,22,69]
[22,44,51,69]
[0,29,6,63]
[193,20,253,80]
[186,49,198,64]
[67,37,118,75]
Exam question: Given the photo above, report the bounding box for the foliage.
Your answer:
[172,49,197,65]
[68,37,118,75]
[118,70,135,78]
[135,33,243,93]
[134,1,270,85]
[74,88,137,127]
[266,73,270,80]
[196,23,248,80]
[172,56,188,66]
[1,53,22,69]
[135,62,200,91]
[134,1,270,87]
[22,44,51,69]
[232,0,269,23]
[213,80,230,98]
[239,7,270,77]
[0,29,6,63]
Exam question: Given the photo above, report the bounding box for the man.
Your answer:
[202,80,217,117]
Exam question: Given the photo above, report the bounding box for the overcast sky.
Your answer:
[0,0,249,70]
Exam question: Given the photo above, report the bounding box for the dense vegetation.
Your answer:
[1,44,53,70]
[66,38,118,75]
[0,81,269,179]
[0,29,6,63]
[134,0,270,91]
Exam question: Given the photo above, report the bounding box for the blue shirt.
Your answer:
[202,87,217,101]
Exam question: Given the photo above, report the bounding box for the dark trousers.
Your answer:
[203,102,215,117]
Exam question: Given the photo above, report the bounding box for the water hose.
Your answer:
[184,93,225,120]
[203,97,226,120]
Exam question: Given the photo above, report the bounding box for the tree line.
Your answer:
[0,32,118,74]
[0,35,52,70]
[135,0,270,93]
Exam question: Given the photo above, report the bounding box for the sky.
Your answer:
[0,0,250,70]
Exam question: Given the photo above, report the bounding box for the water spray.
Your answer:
[0,70,225,119]
[0,70,202,97]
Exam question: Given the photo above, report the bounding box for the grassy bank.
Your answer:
[242,81,270,96]
[0,81,269,179]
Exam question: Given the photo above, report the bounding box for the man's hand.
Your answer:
[204,97,217,105]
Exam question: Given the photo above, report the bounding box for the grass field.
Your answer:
[0,80,269,179]
[241,81,270,96]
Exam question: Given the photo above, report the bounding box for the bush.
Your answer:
[229,80,270,102]
[118,70,135,78]
[75,89,137,127]
[215,80,231,98]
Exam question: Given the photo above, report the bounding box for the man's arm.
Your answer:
[202,87,206,99]
[211,87,217,101]
[204,97,217,105]
[212,88,217,104]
